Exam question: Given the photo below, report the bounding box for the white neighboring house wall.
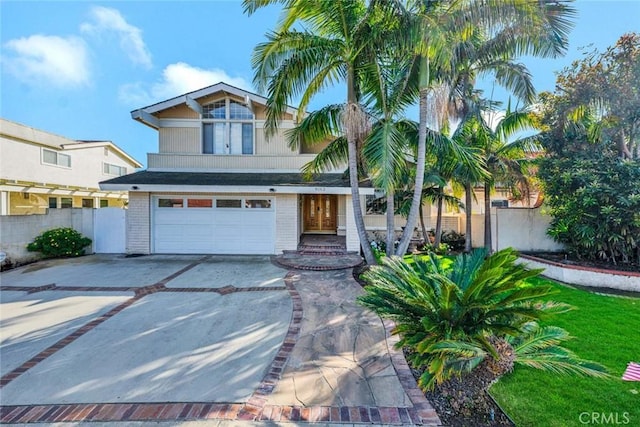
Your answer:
[0,118,142,215]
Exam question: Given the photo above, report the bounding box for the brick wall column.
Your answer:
[126,192,151,254]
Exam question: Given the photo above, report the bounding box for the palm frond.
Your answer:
[300,137,349,175]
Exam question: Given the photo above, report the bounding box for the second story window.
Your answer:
[103,162,127,176]
[202,99,254,155]
[42,148,71,167]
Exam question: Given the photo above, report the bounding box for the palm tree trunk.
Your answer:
[419,201,428,247]
[465,182,473,253]
[618,129,632,159]
[484,181,492,252]
[397,58,430,256]
[386,190,395,257]
[346,67,375,265]
[434,193,443,247]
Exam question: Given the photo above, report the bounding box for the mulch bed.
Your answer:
[353,264,514,426]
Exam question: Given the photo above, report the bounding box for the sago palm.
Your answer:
[357,247,609,390]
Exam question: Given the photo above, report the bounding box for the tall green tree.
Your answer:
[546,32,640,159]
[245,0,380,264]
[393,0,575,256]
[467,108,540,252]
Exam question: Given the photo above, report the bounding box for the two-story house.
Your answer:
[0,118,142,215]
[100,82,375,255]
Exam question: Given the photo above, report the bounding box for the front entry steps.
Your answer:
[274,234,363,271]
[275,251,364,271]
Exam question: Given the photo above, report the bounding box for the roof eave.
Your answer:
[129,82,298,122]
[99,182,374,195]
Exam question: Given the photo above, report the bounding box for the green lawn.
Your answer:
[491,278,640,427]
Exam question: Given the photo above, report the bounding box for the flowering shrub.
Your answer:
[27,228,92,258]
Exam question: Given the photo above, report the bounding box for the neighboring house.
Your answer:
[0,118,142,215]
[100,82,375,255]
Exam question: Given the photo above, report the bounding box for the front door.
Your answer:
[304,194,337,233]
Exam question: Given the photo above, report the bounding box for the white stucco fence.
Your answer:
[0,208,94,267]
[495,207,564,252]
[0,208,126,268]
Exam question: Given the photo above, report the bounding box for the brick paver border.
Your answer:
[0,259,441,425]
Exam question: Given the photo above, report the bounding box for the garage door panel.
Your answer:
[155,224,215,253]
[155,210,213,225]
[153,197,275,255]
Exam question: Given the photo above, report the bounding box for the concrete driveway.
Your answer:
[0,255,439,425]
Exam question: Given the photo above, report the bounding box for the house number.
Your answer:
[314,187,326,192]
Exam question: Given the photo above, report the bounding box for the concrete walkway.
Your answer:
[0,255,439,425]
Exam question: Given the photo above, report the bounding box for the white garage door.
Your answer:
[153,196,275,254]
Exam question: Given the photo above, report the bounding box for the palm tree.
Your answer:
[246,0,575,260]
[477,107,540,252]
[245,0,380,264]
[449,114,488,253]
[392,0,576,256]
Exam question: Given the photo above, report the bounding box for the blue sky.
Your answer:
[1,0,639,167]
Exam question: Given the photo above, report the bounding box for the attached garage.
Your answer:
[152,196,275,254]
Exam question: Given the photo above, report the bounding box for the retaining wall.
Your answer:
[518,254,640,293]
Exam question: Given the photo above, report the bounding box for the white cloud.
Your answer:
[81,6,152,68]
[2,35,90,87]
[118,62,251,106]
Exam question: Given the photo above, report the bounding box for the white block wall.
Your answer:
[0,208,94,266]
[496,208,564,252]
[126,192,151,254]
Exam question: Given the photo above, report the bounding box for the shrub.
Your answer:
[358,248,608,391]
[440,230,465,252]
[418,242,449,255]
[27,228,92,258]
[540,153,640,266]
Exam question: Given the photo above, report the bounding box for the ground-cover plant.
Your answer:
[27,227,92,258]
[491,278,640,427]
[358,248,609,421]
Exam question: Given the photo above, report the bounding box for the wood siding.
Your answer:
[255,129,298,155]
[155,104,198,119]
[159,128,200,153]
[147,153,319,170]
[275,194,299,253]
